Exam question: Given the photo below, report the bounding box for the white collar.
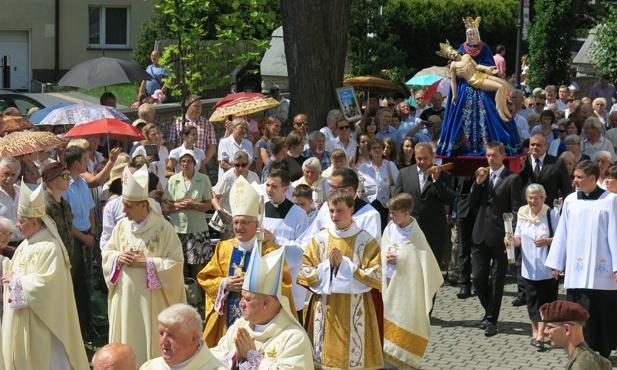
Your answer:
[330,222,360,238]
[531,153,547,164]
[490,165,505,178]
[170,340,203,369]
[237,235,257,251]
[253,312,279,334]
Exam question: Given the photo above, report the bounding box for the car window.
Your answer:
[0,99,9,113]
[13,98,39,116]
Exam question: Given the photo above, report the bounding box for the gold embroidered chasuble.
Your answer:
[2,228,89,370]
[102,212,186,366]
[298,223,383,370]
[197,238,297,348]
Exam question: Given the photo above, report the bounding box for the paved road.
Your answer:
[423,277,617,369]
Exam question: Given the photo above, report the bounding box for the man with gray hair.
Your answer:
[140,304,225,369]
[320,109,342,142]
[217,118,254,179]
[0,157,22,256]
[581,117,616,162]
[93,343,138,370]
[302,131,331,170]
[510,89,530,119]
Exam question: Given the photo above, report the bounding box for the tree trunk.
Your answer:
[280,0,351,133]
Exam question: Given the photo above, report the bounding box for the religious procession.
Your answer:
[0,11,616,370]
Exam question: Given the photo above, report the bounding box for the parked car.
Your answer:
[0,91,45,116]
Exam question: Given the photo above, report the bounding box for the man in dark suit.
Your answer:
[468,141,523,337]
[453,176,477,299]
[512,133,573,306]
[394,142,454,265]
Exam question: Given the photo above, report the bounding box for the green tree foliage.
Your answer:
[590,6,617,82]
[382,0,518,78]
[527,0,593,87]
[133,0,277,119]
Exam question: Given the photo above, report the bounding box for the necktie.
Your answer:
[490,172,497,190]
[534,158,541,178]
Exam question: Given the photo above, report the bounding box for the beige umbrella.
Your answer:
[343,76,399,91]
[0,131,64,159]
[209,96,281,122]
[0,115,34,133]
[413,66,450,78]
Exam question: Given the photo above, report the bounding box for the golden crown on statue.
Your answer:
[436,40,455,58]
[463,16,481,29]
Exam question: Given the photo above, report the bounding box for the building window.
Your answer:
[89,6,130,48]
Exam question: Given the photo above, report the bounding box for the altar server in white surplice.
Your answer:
[381,193,443,369]
[545,160,617,358]
[262,168,308,322]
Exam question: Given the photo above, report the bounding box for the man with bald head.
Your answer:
[293,113,310,150]
[578,103,594,122]
[93,343,138,370]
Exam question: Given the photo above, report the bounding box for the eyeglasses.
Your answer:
[294,121,308,126]
[233,220,256,226]
[558,129,567,133]
[536,102,545,106]
[415,97,424,101]
[338,125,350,130]
[234,163,248,168]
[57,173,70,180]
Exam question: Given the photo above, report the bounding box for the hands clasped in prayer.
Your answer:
[118,249,147,268]
[235,327,256,361]
[329,247,343,267]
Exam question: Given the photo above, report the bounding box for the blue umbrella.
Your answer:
[29,103,75,124]
[405,74,443,86]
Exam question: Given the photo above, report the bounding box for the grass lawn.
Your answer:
[77,83,140,107]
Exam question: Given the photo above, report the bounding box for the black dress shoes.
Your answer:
[480,319,489,329]
[484,322,497,337]
[511,295,526,307]
[457,285,472,299]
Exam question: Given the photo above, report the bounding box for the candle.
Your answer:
[503,212,515,264]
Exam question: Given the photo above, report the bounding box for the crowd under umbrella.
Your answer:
[0,131,65,159]
[212,92,265,111]
[343,76,401,106]
[209,96,281,122]
[63,118,145,152]
[57,56,152,91]
[38,102,129,126]
[29,103,75,124]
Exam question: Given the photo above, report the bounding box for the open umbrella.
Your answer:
[0,115,33,133]
[29,103,75,124]
[64,118,144,142]
[406,74,443,86]
[39,103,129,126]
[209,97,280,122]
[343,76,398,91]
[213,92,265,110]
[0,131,65,159]
[413,66,450,78]
[58,57,152,90]
[425,77,451,98]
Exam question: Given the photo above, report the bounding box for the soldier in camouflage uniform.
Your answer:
[541,300,612,370]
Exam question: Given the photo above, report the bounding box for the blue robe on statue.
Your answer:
[436,42,521,157]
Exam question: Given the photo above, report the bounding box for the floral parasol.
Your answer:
[209,97,281,122]
[0,115,34,133]
[0,131,65,159]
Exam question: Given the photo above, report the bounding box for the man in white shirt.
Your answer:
[218,118,254,179]
[581,117,616,162]
[320,109,342,142]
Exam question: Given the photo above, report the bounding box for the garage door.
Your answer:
[0,31,30,91]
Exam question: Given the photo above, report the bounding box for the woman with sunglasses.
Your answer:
[211,151,259,241]
[165,150,214,281]
[547,119,569,157]
[166,125,207,178]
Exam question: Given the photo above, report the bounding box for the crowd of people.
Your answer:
[2,18,617,369]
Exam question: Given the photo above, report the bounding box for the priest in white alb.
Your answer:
[210,234,313,369]
[102,164,186,365]
[2,182,89,369]
[381,193,443,369]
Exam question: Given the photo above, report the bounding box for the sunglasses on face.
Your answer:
[59,173,70,180]
[338,125,350,130]
[536,102,545,106]
[294,121,308,126]
[234,163,248,168]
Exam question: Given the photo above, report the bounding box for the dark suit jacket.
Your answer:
[394,164,455,245]
[453,176,476,220]
[520,154,573,206]
[468,169,523,247]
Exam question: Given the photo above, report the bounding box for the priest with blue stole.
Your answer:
[198,176,296,348]
[211,240,313,368]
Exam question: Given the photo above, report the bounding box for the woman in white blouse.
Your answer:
[132,123,169,188]
[512,183,559,351]
[358,137,399,231]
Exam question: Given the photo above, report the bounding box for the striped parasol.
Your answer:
[0,131,65,159]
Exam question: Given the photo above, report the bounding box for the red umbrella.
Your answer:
[64,118,145,141]
[213,92,265,110]
[424,77,451,99]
